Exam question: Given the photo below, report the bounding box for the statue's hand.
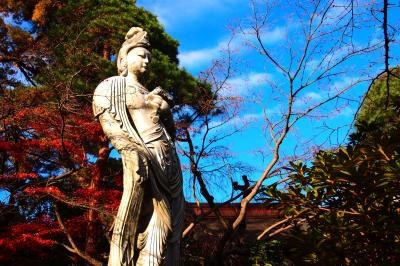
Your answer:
[145,93,167,123]
[152,86,174,106]
[145,93,164,110]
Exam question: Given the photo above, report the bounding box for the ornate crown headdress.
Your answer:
[117,27,150,76]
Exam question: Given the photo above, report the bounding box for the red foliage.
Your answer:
[0,173,39,180]
[113,173,123,188]
[63,216,88,241]
[67,110,105,144]
[24,186,65,198]
[0,141,17,152]
[5,104,100,167]
[73,188,122,213]
[0,218,62,262]
[1,88,113,264]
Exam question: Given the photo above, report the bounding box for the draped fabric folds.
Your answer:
[93,76,184,266]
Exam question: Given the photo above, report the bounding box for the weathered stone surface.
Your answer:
[93,27,184,266]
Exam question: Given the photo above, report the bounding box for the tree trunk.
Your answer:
[103,42,111,61]
[85,137,111,258]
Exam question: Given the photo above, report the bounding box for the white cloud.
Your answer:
[331,76,361,91]
[208,112,263,130]
[230,112,264,128]
[137,0,241,28]
[223,72,272,96]
[178,23,288,70]
[178,46,220,69]
[138,0,288,70]
[178,34,244,69]
[304,92,322,101]
[293,91,323,109]
[239,25,287,46]
[260,26,287,44]
[338,106,355,117]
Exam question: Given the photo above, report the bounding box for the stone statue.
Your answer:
[92,27,184,266]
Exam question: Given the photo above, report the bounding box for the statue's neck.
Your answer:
[126,73,148,92]
[126,73,139,86]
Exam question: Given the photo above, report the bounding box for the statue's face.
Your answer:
[126,47,151,75]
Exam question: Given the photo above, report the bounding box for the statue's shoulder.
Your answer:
[94,76,125,95]
[93,76,125,117]
[93,76,125,104]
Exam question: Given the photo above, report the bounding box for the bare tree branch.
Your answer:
[54,205,103,266]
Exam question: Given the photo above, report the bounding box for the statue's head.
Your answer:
[117,27,150,76]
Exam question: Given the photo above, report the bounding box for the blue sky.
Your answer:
[0,1,398,204]
[136,0,400,202]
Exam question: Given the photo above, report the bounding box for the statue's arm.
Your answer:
[93,79,142,153]
[97,110,142,153]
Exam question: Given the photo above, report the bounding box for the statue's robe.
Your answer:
[93,76,184,266]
